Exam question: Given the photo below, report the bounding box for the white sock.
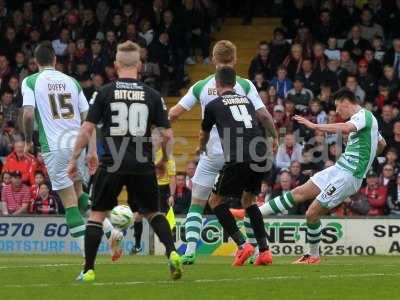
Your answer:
[77,235,85,257]
[185,242,197,255]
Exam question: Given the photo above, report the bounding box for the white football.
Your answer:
[110,205,134,230]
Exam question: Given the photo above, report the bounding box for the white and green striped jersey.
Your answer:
[21,68,89,153]
[179,74,264,156]
[336,108,381,179]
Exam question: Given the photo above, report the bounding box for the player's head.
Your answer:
[215,66,236,95]
[114,41,141,74]
[334,89,358,119]
[34,41,56,68]
[212,40,237,68]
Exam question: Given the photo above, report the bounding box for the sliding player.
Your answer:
[253,90,386,264]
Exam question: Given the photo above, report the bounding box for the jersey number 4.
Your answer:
[110,102,149,136]
[229,105,253,128]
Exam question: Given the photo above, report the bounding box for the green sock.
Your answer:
[184,204,204,256]
[259,192,295,215]
[78,192,89,215]
[244,215,257,246]
[65,206,86,253]
[307,221,322,257]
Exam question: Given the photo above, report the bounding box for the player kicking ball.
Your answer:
[22,42,122,260]
[199,67,273,266]
[69,41,182,282]
[169,40,277,265]
[250,90,386,264]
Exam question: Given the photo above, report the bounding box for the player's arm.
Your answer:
[198,104,215,154]
[168,85,198,122]
[154,96,174,161]
[294,115,357,134]
[377,134,387,156]
[21,78,36,152]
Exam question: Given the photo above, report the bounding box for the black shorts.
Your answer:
[91,167,159,214]
[158,184,170,214]
[213,162,264,198]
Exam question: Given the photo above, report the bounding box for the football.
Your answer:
[110,205,134,230]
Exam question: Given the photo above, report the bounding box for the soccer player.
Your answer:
[69,41,182,282]
[22,42,120,258]
[169,40,277,264]
[199,66,272,266]
[253,90,386,264]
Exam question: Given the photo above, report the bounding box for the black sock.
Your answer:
[150,214,176,257]
[134,221,143,248]
[213,203,245,247]
[246,204,269,252]
[84,221,103,272]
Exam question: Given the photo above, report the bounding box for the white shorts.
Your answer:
[310,165,363,209]
[42,149,87,191]
[192,154,225,188]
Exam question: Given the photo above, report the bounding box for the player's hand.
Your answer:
[272,137,279,153]
[67,158,78,180]
[293,115,317,130]
[86,152,99,175]
[168,196,175,207]
[24,142,33,156]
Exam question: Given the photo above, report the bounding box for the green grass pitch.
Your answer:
[0,255,399,300]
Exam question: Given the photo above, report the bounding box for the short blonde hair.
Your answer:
[212,40,236,65]
[116,41,141,68]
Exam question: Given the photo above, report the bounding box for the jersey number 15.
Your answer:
[110,102,149,136]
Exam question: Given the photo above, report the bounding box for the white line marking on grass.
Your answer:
[2,273,400,288]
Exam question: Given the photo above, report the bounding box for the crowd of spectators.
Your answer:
[246,0,400,217]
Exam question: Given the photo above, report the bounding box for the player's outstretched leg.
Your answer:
[77,211,106,282]
[147,212,182,280]
[182,183,210,265]
[293,200,327,265]
[210,195,254,266]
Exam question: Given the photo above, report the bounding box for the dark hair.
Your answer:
[215,66,236,88]
[259,41,268,47]
[34,41,55,66]
[34,170,45,177]
[334,89,357,103]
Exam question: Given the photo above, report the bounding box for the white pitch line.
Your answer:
[2,273,400,289]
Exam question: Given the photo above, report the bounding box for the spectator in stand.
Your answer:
[345,75,366,104]
[376,148,400,174]
[84,39,109,76]
[360,171,387,216]
[289,160,308,187]
[81,9,99,42]
[383,38,400,80]
[282,0,315,38]
[378,104,395,141]
[259,90,274,114]
[1,27,22,64]
[387,173,400,217]
[252,72,268,92]
[125,23,146,48]
[8,76,22,108]
[139,18,154,47]
[317,83,335,112]
[324,36,341,61]
[283,43,304,79]
[269,27,290,67]
[308,99,327,124]
[0,89,19,125]
[379,164,395,187]
[356,59,377,101]
[286,75,314,114]
[104,31,117,61]
[321,59,346,91]
[271,170,292,202]
[364,48,382,79]
[30,182,59,215]
[139,47,160,91]
[52,28,69,58]
[372,35,386,62]
[335,0,361,36]
[312,9,337,43]
[359,7,384,41]
[13,51,28,82]
[300,58,320,95]
[343,25,371,61]
[273,104,291,135]
[248,41,273,81]
[340,50,357,75]
[1,170,30,215]
[3,140,37,185]
[173,172,191,214]
[269,65,293,100]
[275,133,303,170]
[380,65,399,99]
[29,170,45,203]
[389,121,400,155]
[374,83,390,112]
[311,43,328,73]
[185,160,197,191]
[0,55,12,91]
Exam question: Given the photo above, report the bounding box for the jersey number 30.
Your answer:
[110,102,149,136]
